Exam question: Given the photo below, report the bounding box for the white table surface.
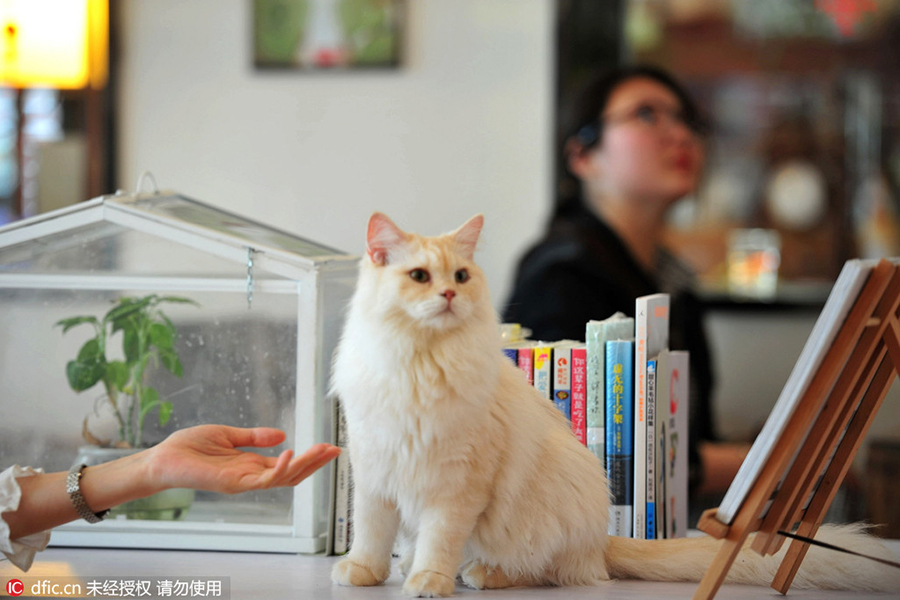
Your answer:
[3,542,899,600]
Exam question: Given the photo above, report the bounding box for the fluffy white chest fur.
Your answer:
[331,212,900,598]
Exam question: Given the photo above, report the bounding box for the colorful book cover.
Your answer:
[633,293,669,539]
[517,344,535,386]
[503,341,534,382]
[659,350,690,538]
[585,313,634,467]
[645,359,657,540]
[533,344,553,400]
[552,345,573,419]
[570,345,588,445]
[605,339,634,537]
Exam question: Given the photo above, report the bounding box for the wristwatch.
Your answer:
[66,463,110,523]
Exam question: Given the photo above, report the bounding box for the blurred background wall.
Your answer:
[116,0,555,309]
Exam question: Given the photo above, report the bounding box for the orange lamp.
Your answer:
[0,0,108,90]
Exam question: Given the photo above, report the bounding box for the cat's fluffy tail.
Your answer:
[605,523,900,592]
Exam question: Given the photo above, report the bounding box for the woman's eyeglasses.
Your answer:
[604,103,709,137]
[574,103,709,148]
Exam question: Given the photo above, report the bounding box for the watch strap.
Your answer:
[66,463,110,523]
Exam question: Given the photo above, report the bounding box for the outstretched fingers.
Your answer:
[265,449,294,487]
[286,444,341,486]
[251,445,340,489]
[219,426,286,449]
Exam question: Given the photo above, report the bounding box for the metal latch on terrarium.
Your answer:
[246,247,256,309]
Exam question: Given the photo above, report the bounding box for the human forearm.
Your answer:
[4,451,159,540]
[2,425,339,544]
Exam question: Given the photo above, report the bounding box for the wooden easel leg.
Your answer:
[770,355,896,594]
[692,538,744,600]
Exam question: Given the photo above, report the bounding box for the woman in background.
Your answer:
[504,65,736,508]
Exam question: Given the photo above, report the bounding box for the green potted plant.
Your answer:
[56,294,199,520]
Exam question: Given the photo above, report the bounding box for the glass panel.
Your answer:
[122,194,344,258]
[0,220,287,279]
[0,285,298,526]
[0,221,121,273]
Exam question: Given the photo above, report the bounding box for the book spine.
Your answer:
[517,346,534,386]
[645,359,657,540]
[586,316,635,467]
[553,346,572,419]
[502,346,518,365]
[586,324,606,464]
[606,339,634,537]
[570,346,587,445]
[665,351,690,539]
[656,417,667,539]
[333,402,351,554]
[633,294,668,539]
[533,345,553,400]
[633,313,647,539]
[656,350,669,539]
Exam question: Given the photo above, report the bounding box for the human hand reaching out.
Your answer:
[4,424,340,546]
[145,424,341,495]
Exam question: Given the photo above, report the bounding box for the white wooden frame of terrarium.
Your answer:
[0,190,359,553]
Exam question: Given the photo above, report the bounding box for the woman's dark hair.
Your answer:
[555,65,707,217]
[566,64,706,150]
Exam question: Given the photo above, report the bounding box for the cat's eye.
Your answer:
[455,269,470,283]
[409,269,430,283]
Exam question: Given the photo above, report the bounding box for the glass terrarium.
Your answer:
[0,190,358,553]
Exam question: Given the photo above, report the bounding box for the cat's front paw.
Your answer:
[459,561,514,590]
[332,558,389,587]
[459,561,488,589]
[402,570,455,598]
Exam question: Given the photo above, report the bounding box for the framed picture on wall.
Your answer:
[253,0,405,70]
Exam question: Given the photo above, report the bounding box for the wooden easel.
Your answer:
[693,258,900,600]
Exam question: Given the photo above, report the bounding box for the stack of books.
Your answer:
[503,292,690,540]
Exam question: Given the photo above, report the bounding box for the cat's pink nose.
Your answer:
[441,290,456,301]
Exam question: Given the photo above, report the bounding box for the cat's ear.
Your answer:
[366,212,407,266]
[451,214,484,261]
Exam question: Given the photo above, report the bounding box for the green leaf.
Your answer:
[159,348,183,377]
[66,358,105,392]
[105,360,130,391]
[141,387,159,410]
[158,401,173,426]
[159,296,200,307]
[137,387,170,425]
[55,316,98,333]
[149,322,173,350]
[77,338,103,362]
[106,297,151,325]
[122,324,140,364]
[138,399,158,425]
[159,312,175,332]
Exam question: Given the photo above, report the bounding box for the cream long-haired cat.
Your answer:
[331,212,900,597]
